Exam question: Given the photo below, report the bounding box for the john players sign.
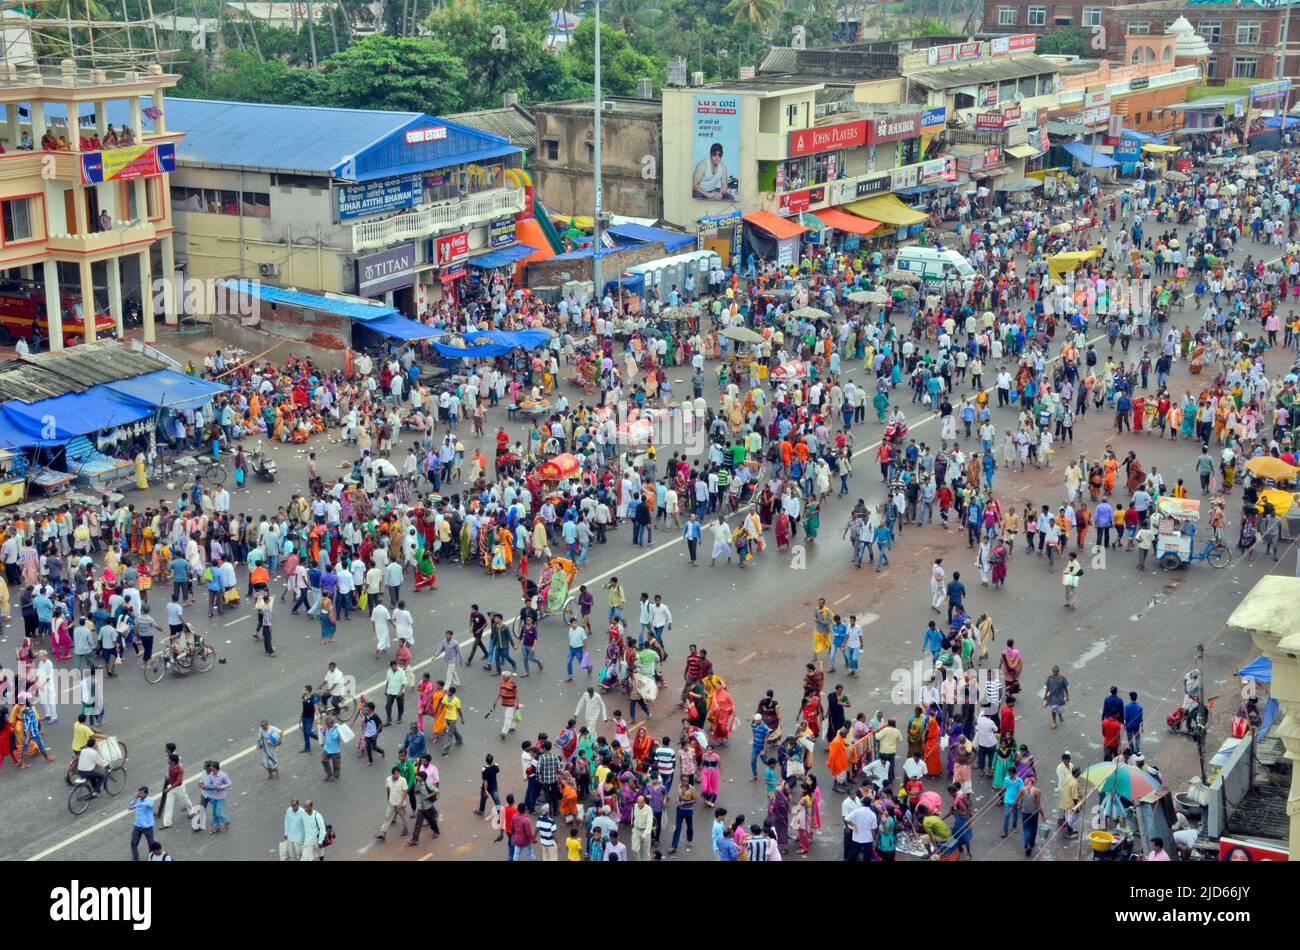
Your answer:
[356,242,416,297]
[788,120,868,157]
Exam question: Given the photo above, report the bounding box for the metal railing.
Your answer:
[351,186,525,252]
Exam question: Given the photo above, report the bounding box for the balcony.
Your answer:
[351,186,525,253]
[46,220,157,255]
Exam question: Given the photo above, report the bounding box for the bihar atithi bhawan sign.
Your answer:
[788,120,868,157]
[356,242,416,297]
[337,173,423,221]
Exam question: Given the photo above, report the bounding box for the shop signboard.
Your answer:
[921,106,947,133]
[489,217,516,248]
[337,172,424,221]
[434,231,470,267]
[1250,79,1291,105]
[854,174,890,198]
[976,112,1006,131]
[356,242,416,297]
[788,119,868,157]
[868,113,921,144]
[1115,139,1141,163]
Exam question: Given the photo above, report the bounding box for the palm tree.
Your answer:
[722,0,781,33]
[604,0,665,40]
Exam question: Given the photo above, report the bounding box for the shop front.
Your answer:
[356,242,418,313]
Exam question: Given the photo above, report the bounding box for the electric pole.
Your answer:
[592,0,604,310]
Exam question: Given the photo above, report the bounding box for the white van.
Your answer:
[894,246,976,282]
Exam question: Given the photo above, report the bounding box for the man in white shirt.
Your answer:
[649,595,673,653]
[845,800,878,861]
[372,601,392,657]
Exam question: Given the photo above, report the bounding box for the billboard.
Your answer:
[435,231,470,266]
[868,113,921,144]
[976,112,1006,131]
[356,242,416,297]
[691,94,741,201]
[788,120,868,157]
[489,217,516,248]
[80,143,176,185]
[921,106,946,133]
[337,172,423,221]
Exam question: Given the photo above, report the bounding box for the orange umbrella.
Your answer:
[537,452,581,481]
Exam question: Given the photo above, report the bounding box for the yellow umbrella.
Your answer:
[1246,456,1299,481]
[1256,489,1295,516]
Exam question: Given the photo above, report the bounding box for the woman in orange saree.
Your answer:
[923,707,943,777]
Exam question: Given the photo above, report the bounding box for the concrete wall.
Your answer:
[533,109,664,219]
[524,241,667,288]
[211,311,348,374]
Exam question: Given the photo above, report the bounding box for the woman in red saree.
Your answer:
[706,678,737,745]
[414,549,437,591]
[775,511,792,549]
[801,691,823,736]
[631,726,653,772]
[757,486,778,529]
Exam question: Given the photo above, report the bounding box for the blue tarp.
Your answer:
[1262,116,1300,129]
[468,244,539,269]
[1237,655,1273,683]
[605,223,697,253]
[358,313,445,341]
[216,280,401,322]
[1063,141,1119,168]
[104,369,228,410]
[2,388,154,441]
[1119,126,1168,144]
[0,409,66,450]
[430,328,552,360]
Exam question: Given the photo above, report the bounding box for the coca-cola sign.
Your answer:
[788,120,868,157]
[868,113,921,144]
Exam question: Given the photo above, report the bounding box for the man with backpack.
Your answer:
[409,771,440,846]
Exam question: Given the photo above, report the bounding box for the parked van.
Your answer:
[894,247,975,282]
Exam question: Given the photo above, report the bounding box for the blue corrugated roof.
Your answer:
[47,98,520,180]
[606,223,696,253]
[217,280,399,321]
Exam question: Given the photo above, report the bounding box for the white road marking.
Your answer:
[738,651,757,664]
[225,616,248,626]
[1072,640,1109,670]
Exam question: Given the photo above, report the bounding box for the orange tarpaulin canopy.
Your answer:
[813,207,881,235]
[742,210,808,241]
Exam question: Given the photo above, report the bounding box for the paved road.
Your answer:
[0,213,1283,863]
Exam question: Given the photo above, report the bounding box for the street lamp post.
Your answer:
[592,0,604,310]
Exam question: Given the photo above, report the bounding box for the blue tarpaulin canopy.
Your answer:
[2,387,154,441]
[468,244,539,269]
[431,328,552,360]
[104,368,228,410]
[1261,116,1300,129]
[1237,655,1273,683]
[0,409,66,449]
[1119,126,1168,144]
[1063,141,1119,168]
[358,313,445,341]
[605,223,697,253]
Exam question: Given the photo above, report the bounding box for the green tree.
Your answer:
[603,0,667,46]
[320,35,470,114]
[721,0,782,32]
[197,50,326,104]
[562,17,662,97]
[1036,26,1091,57]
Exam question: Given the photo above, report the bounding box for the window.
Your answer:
[1236,21,1260,44]
[1233,56,1258,78]
[543,139,559,161]
[1,196,36,244]
[785,102,807,128]
[998,6,1017,25]
[1082,6,1101,26]
[1054,13,1073,26]
[169,186,271,217]
[1199,21,1221,44]
[1205,56,1217,78]
[1028,6,1046,26]
[1128,21,1150,34]
[271,173,327,191]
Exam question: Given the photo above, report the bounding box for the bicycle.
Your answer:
[1160,539,1231,570]
[318,691,357,723]
[68,736,128,816]
[144,630,217,683]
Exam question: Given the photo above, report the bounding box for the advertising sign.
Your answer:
[1002,104,1022,123]
[788,120,868,157]
[356,242,416,297]
[1008,34,1035,53]
[777,187,824,216]
[926,41,982,66]
[1115,139,1142,163]
[957,41,983,60]
[976,112,1006,131]
[921,106,947,133]
[404,126,447,144]
[434,231,470,267]
[489,217,516,248]
[1038,129,1051,152]
[855,174,890,198]
[928,44,955,66]
[80,142,176,185]
[891,164,919,191]
[1219,836,1289,861]
[919,158,952,184]
[868,113,921,144]
[1250,79,1291,104]
[337,172,423,221]
[978,84,998,108]
[984,146,1003,168]
[691,94,741,201]
[1129,76,1150,92]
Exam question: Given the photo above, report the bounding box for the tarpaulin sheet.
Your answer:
[0,409,67,449]
[431,328,551,360]
[2,387,154,440]
[104,368,229,410]
[1062,141,1118,168]
[358,313,445,341]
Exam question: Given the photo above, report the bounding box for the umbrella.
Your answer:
[1256,488,1296,516]
[720,325,765,344]
[885,270,920,285]
[639,326,663,338]
[1083,762,1162,801]
[1246,456,1299,481]
[537,452,581,481]
[848,290,889,305]
[790,306,830,320]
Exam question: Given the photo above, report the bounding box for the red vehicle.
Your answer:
[0,285,116,347]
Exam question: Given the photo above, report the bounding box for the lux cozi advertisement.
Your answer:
[691,94,740,201]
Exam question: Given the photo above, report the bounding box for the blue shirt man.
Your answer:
[922,623,943,663]
[1123,694,1144,747]
[322,724,341,755]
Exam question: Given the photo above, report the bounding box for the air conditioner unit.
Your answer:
[258,262,280,277]
[602,101,616,112]
[691,71,704,86]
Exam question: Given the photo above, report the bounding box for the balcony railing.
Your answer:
[351,186,525,253]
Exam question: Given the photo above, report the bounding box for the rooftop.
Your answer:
[0,341,166,403]
[445,104,538,152]
[908,54,1060,90]
[533,97,662,117]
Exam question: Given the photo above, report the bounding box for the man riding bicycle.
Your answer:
[76,738,109,795]
[317,662,349,717]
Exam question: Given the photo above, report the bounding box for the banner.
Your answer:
[337,172,423,221]
[921,106,946,133]
[978,84,998,108]
[788,119,867,157]
[1115,139,1142,163]
[489,217,516,248]
[80,143,175,185]
[868,113,921,144]
[691,94,740,201]
[434,231,469,267]
[356,242,416,297]
[976,112,1006,131]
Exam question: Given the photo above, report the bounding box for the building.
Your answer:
[0,52,181,350]
[531,97,664,221]
[446,102,538,156]
[1102,0,1300,85]
[162,98,528,315]
[983,0,1125,36]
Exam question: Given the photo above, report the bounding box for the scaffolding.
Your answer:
[0,0,177,76]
